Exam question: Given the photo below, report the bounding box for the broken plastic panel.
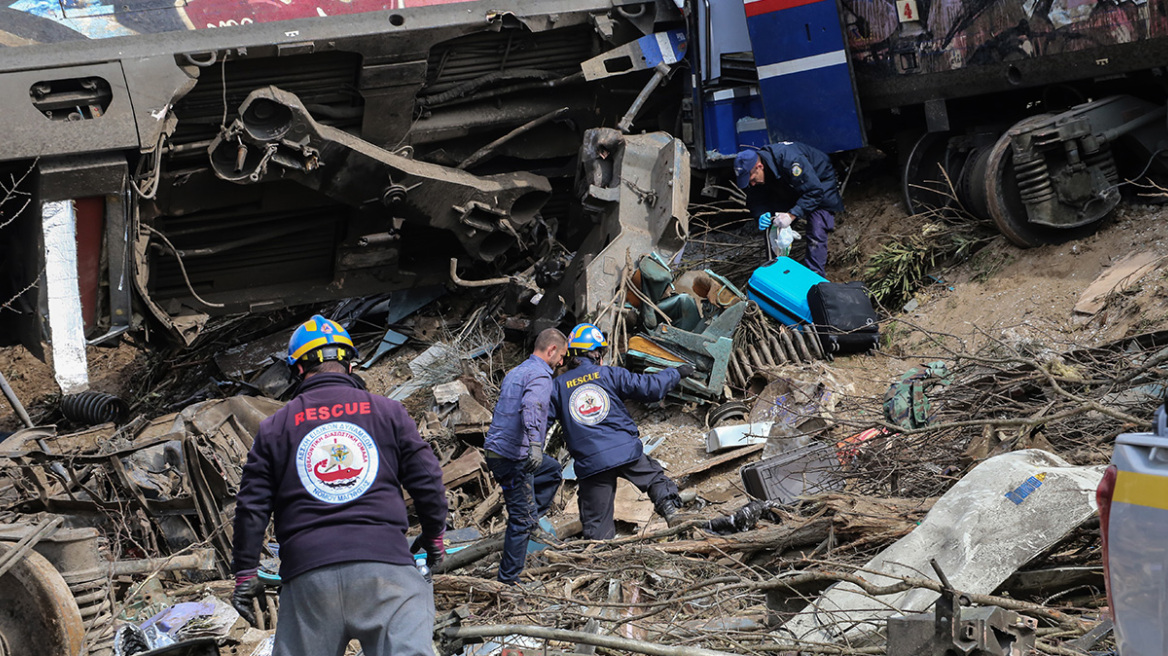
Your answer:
[781,449,1104,646]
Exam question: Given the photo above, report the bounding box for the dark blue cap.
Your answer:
[733,150,759,189]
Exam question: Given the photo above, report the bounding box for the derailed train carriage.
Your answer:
[693,0,1168,248]
[2,0,1168,386]
[0,0,694,391]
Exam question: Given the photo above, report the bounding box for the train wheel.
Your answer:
[983,116,1105,247]
[0,543,86,656]
[902,131,954,214]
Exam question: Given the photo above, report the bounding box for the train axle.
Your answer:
[904,94,1168,247]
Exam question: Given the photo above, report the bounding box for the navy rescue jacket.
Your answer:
[232,373,448,581]
[746,141,843,221]
[549,361,680,479]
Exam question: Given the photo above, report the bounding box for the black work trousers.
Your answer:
[577,454,678,540]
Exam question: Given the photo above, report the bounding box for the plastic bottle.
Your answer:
[416,560,432,584]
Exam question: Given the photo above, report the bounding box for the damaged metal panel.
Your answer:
[0,62,138,160]
[845,0,1168,109]
[559,128,690,333]
[208,86,552,263]
[781,449,1103,646]
[0,396,283,574]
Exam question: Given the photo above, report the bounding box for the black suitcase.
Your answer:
[807,281,879,357]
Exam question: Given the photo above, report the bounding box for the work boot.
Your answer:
[656,497,684,527]
[499,578,547,593]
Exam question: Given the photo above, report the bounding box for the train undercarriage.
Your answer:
[0,0,689,391]
[899,93,1168,247]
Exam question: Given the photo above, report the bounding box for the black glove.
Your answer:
[410,532,446,570]
[232,574,263,627]
[524,443,543,474]
[677,363,695,379]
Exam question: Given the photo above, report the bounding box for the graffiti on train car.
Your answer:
[0,0,469,43]
[844,0,1160,76]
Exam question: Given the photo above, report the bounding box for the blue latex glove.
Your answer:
[758,212,773,231]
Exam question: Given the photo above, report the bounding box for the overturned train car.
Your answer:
[0,0,693,389]
[858,0,1168,247]
[692,0,1168,247]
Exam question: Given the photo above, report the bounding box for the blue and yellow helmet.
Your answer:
[287,315,358,366]
[568,323,608,357]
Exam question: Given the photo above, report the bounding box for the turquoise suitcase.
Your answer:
[746,257,826,326]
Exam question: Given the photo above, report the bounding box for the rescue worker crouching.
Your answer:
[550,323,695,539]
[231,315,448,656]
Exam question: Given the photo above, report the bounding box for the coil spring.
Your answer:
[1014,156,1055,205]
[60,391,128,425]
[1084,146,1119,185]
[70,576,114,656]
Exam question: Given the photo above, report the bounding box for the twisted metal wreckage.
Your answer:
[3,114,1151,656]
[0,122,755,656]
[3,310,1160,656]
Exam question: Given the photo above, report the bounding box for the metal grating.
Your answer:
[170,51,363,147]
[149,203,342,300]
[423,25,596,94]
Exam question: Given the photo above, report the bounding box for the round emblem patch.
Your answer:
[296,422,379,504]
[569,383,610,426]
[791,162,803,177]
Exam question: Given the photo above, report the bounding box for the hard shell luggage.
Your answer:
[746,257,826,326]
[807,281,879,356]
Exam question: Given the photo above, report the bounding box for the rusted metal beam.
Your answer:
[448,258,512,288]
[0,516,63,580]
[111,548,218,575]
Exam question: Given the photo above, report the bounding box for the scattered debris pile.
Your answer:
[4,181,1166,656]
[418,324,1165,656]
[4,296,1159,656]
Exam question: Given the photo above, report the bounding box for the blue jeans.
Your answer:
[485,453,562,583]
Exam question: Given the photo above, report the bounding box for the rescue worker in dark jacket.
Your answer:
[734,142,843,276]
[549,323,694,539]
[483,328,568,585]
[232,315,448,656]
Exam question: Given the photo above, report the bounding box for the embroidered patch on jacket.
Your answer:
[297,422,379,504]
[569,383,611,426]
[791,162,803,177]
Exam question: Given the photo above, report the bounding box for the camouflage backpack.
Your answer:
[882,361,951,430]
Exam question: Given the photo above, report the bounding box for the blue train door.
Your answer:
[744,0,865,153]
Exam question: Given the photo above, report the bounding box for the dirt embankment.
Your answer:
[1,342,148,432]
[821,175,1168,399]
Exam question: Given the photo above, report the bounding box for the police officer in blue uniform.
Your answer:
[550,323,694,539]
[734,142,844,276]
[232,315,448,656]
